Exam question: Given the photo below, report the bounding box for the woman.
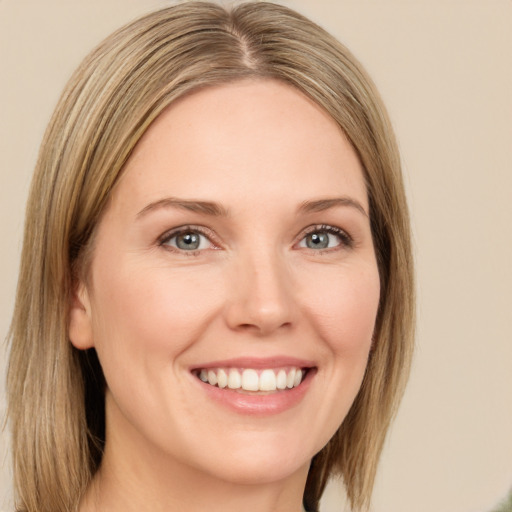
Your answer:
[7,2,414,512]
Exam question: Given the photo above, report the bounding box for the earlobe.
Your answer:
[69,281,94,350]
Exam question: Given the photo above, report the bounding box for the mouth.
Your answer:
[192,366,310,394]
[190,357,316,415]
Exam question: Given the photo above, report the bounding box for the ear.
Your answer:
[69,280,94,350]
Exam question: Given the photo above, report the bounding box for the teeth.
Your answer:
[242,369,259,391]
[217,369,228,388]
[228,369,241,389]
[197,367,306,392]
[276,369,287,390]
[286,368,296,389]
[207,370,217,386]
[259,369,276,391]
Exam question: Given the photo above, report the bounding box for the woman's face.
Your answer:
[70,79,380,487]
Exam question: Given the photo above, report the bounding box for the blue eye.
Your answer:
[298,226,351,250]
[161,228,213,252]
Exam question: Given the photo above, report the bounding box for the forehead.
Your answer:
[113,78,367,212]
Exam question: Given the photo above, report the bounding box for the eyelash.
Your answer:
[158,224,353,255]
[299,224,353,252]
[158,225,217,256]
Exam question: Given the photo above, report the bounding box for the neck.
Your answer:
[79,430,309,512]
[81,461,308,512]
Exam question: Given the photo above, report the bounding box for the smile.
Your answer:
[195,367,306,392]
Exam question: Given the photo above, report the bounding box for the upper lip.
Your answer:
[190,356,316,371]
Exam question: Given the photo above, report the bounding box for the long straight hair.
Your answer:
[7,2,414,511]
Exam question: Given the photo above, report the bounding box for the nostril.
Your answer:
[235,320,292,336]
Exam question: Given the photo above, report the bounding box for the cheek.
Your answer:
[89,263,224,358]
[303,264,380,357]
[87,263,227,427]
[293,263,380,450]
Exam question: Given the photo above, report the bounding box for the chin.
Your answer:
[182,430,317,486]
[204,454,310,486]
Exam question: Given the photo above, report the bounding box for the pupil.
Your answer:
[307,232,328,249]
[177,233,199,250]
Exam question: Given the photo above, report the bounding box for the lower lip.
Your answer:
[193,370,315,416]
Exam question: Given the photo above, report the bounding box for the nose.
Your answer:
[224,249,297,336]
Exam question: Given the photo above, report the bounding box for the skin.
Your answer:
[70,79,380,512]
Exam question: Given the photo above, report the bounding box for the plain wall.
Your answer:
[1,1,511,511]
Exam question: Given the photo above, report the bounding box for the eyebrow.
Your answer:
[136,197,229,218]
[298,197,369,217]
[136,196,368,219]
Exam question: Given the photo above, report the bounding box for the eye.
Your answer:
[159,227,215,253]
[297,225,352,251]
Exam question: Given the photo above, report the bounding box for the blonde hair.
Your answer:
[7,2,414,511]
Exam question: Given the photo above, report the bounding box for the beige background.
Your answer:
[1,1,511,511]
